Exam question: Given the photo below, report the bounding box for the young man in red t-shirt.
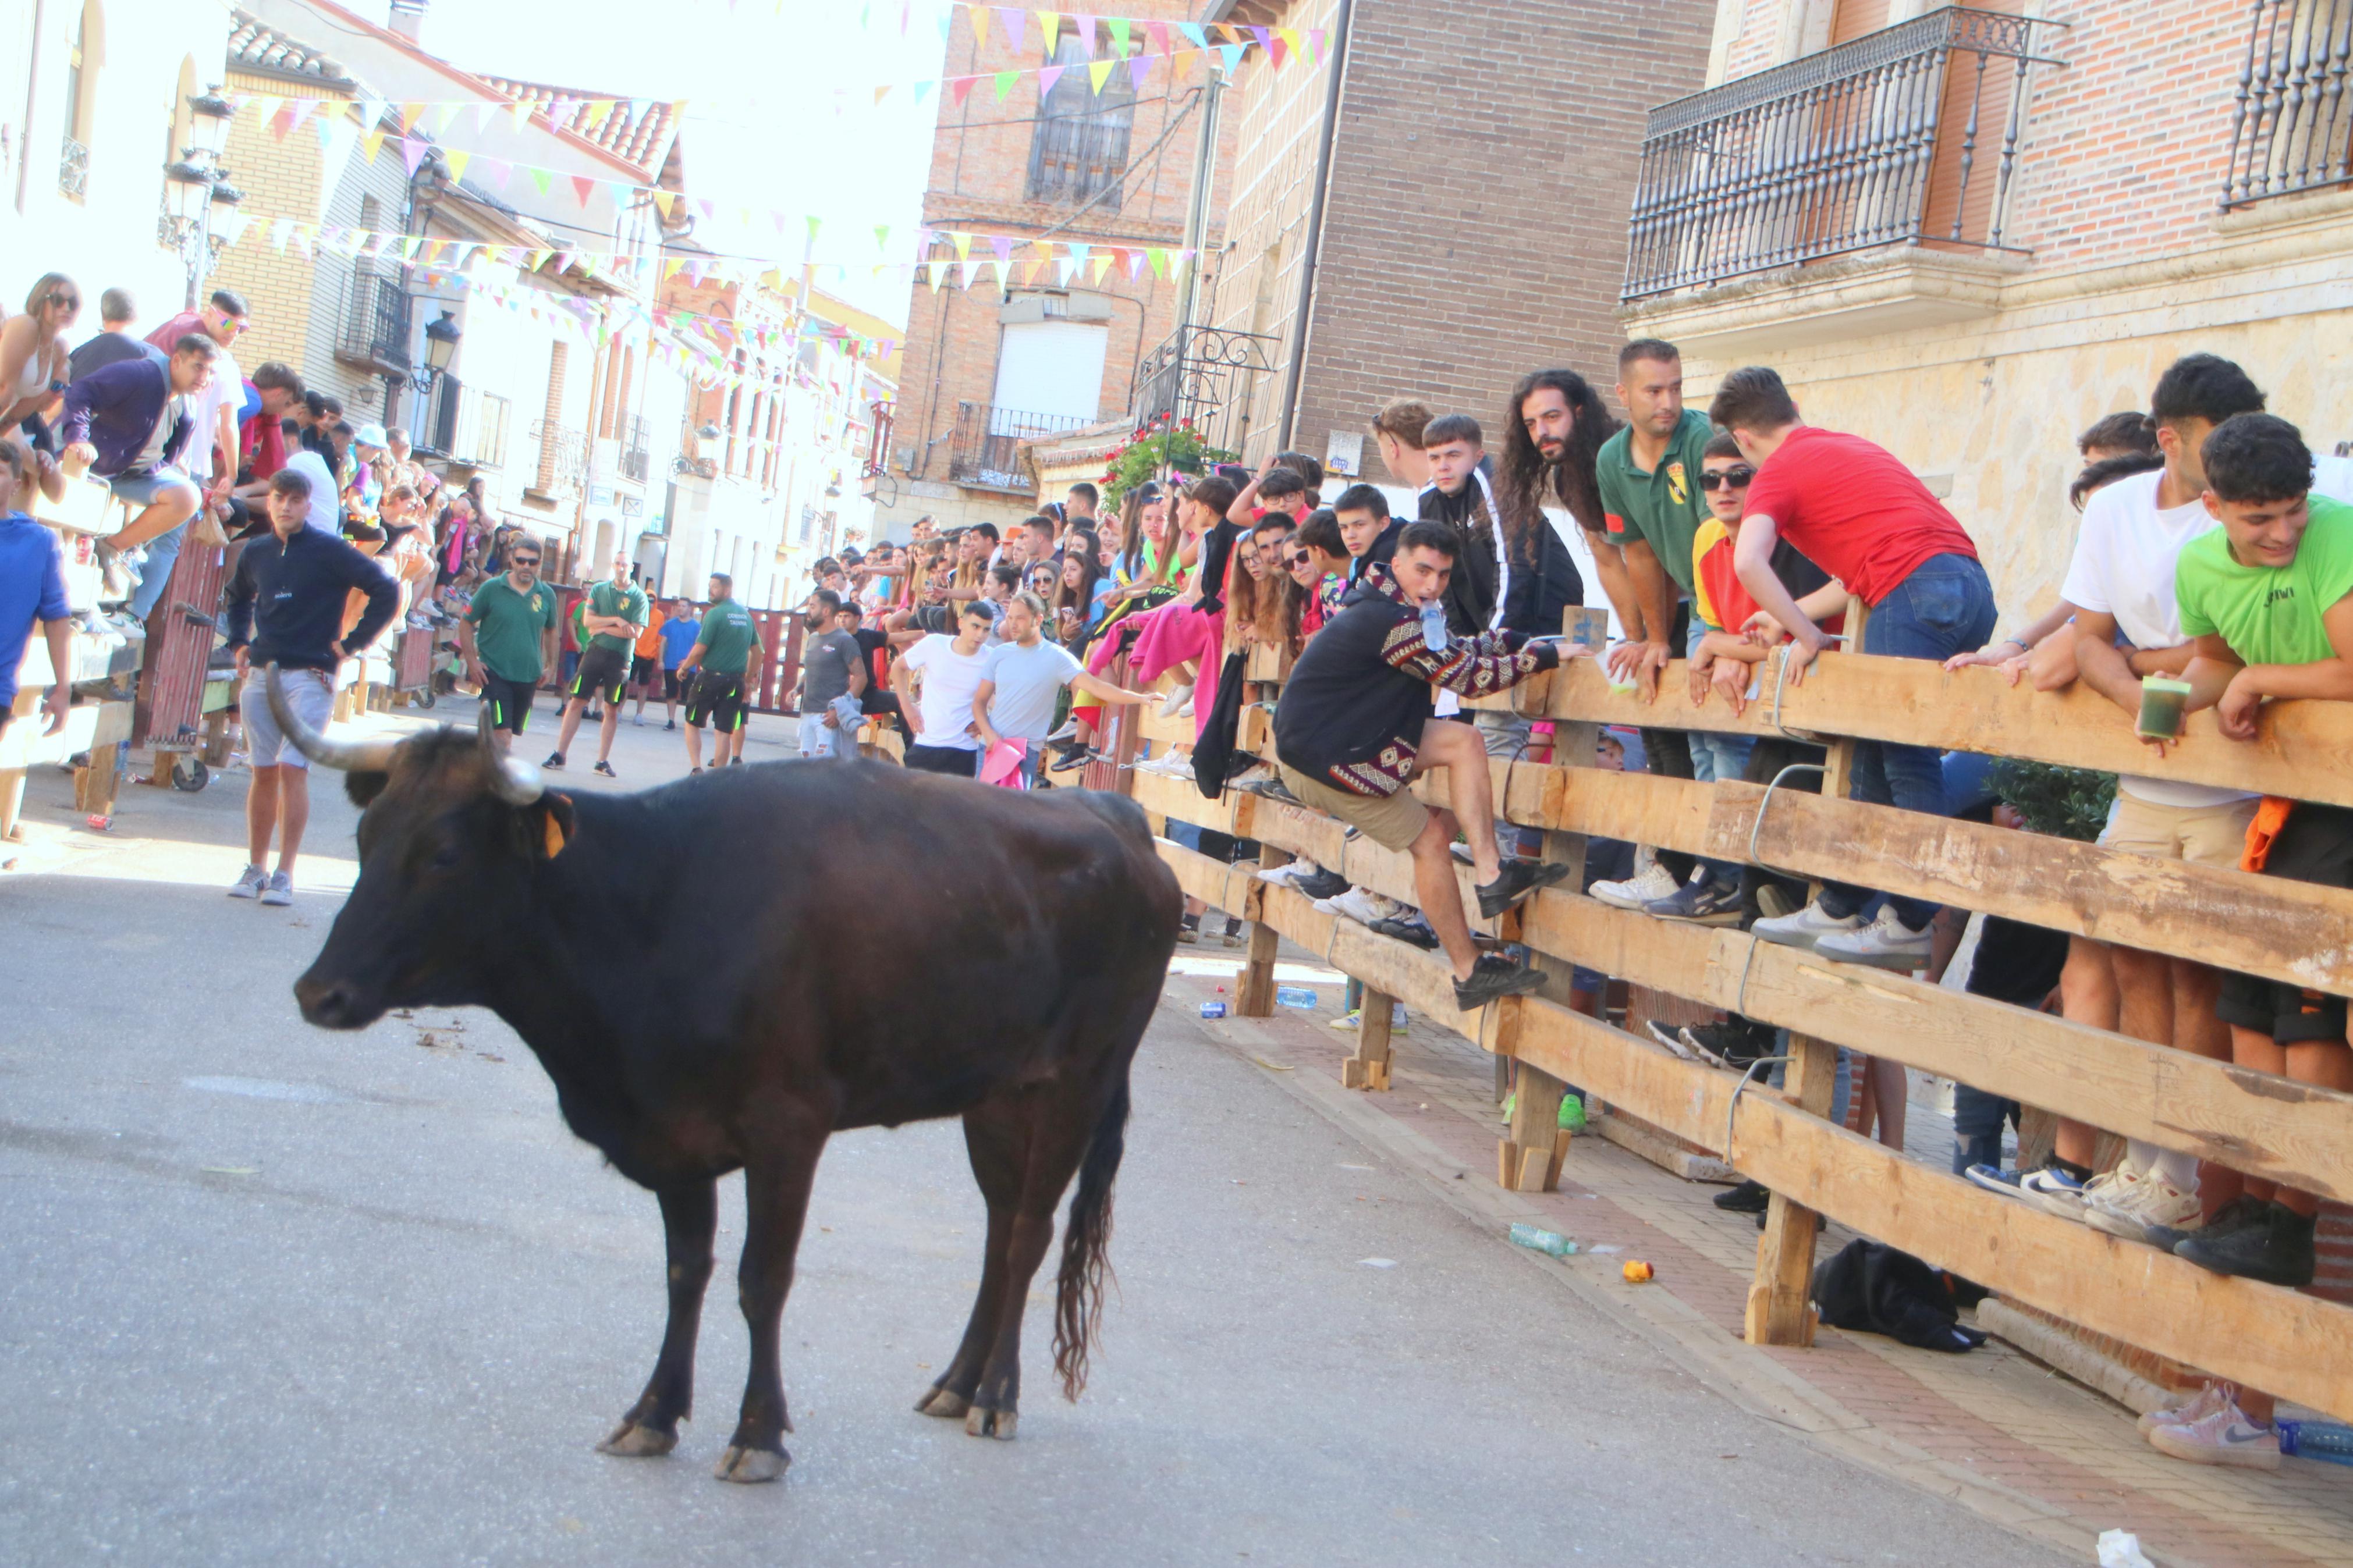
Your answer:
[1709,366,1997,963]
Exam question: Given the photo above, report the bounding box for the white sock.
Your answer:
[2125,1139,2200,1193]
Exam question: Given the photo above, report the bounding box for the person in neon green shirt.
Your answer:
[2169,411,2353,1306]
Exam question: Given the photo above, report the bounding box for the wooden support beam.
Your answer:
[201,710,232,767]
[1343,989,1394,1091]
[0,766,23,841]
[74,742,120,819]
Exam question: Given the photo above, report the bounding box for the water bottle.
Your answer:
[1199,1001,1227,1020]
[2278,1420,2353,1466]
[1508,1222,1577,1258]
[1275,984,1318,1009]
[1419,602,1450,652]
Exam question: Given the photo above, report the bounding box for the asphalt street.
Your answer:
[0,696,2077,1567]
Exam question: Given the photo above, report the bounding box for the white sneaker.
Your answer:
[2018,1165,2091,1221]
[1255,860,1316,888]
[226,863,266,899]
[1813,905,1932,965]
[1752,899,1863,950]
[1590,862,1677,911]
[2147,1393,2280,1469]
[1315,887,1400,926]
[1157,683,1194,717]
[2087,1172,2202,1245]
[260,870,294,906]
[2138,1379,2231,1437]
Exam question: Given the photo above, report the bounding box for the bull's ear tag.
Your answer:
[542,798,572,858]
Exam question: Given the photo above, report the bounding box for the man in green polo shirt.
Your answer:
[546,551,648,778]
[679,571,763,772]
[459,535,558,752]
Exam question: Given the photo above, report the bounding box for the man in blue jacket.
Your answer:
[221,458,396,905]
[58,333,218,620]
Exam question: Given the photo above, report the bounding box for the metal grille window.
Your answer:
[2223,0,2353,207]
[1027,37,1135,207]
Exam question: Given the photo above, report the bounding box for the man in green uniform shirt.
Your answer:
[547,551,648,777]
[459,536,558,751]
[679,571,763,772]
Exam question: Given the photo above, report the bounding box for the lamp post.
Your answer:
[417,310,462,390]
[161,88,240,308]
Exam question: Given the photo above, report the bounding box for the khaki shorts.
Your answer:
[1279,764,1431,852]
[2100,791,2258,869]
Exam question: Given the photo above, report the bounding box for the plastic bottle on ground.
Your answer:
[1507,1222,1577,1258]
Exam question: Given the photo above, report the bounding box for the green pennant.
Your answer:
[993,69,1017,101]
[528,165,554,195]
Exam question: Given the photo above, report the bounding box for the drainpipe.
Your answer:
[1275,0,1355,453]
[16,0,48,216]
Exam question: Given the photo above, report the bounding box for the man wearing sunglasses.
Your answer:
[143,287,251,517]
[460,539,558,752]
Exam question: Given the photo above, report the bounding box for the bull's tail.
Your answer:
[1052,1074,1128,1402]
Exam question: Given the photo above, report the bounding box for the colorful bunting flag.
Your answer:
[1088,58,1115,93]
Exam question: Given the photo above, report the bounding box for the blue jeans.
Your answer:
[1951,1083,2017,1175]
[1816,554,1997,930]
[1688,617,1754,887]
[128,520,187,622]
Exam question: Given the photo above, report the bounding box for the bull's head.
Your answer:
[268,666,574,1030]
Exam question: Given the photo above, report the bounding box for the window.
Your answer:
[1027,35,1135,208]
[990,318,1108,425]
[59,3,102,200]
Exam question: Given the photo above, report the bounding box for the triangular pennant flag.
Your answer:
[472,101,499,136]
[874,83,892,106]
[421,239,448,263]
[925,261,946,293]
[952,230,974,260]
[251,94,284,128]
[584,99,615,131]
[1091,252,1113,282]
[1147,246,1168,278]
[1127,247,1148,279]
[1022,258,1045,284]
[951,74,978,106]
[1074,13,1096,56]
[443,149,471,182]
[1038,64,1065,95]
[313,115,338,151]
[1271,27,1295,67]
[480,156,512,189]
[268,216,296,253]
[434,102,463,133]
[290,225,314,258]
[1128,54,1152,89]
[989,233,1013,261]
[398,236,423,260]
[1177,22,1206,48]
[1173,48,1198,77]
[959,259,980,290]
[510,97,534,132]
[913,78,933,104]
[570,173,596,205]
[807,215,822,244]
[399,136,431,175]
[874,223,891,251]
[499,246,524,266]
[1108,17,1129,56]
[1088,57,1115,93]
[970,5,989,50]
[1308,28,1328,62]
[528,166,555,195]
[1218,43,1243,73]
[1036,9,1059,55]
[995,5,1025,52]
[361,97,391,129]
[993,69,1017,101]
[988,257,1010,289]
[288,99,320,134]
[652,189,677,218]
[1056,255,1081,286]
[399,101,424,131]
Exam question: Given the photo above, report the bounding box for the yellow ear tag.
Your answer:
[542,809,569,858]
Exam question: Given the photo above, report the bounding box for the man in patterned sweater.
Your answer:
[1275,521,1580,1009]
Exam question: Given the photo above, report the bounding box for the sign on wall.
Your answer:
[1325,429,1363,478]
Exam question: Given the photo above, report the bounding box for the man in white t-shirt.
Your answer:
[1976,353,2352,1242]
[892,600,996,778]
[971,592,1151,787]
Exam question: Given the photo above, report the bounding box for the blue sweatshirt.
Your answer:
[223,522,398,673]
[0,513,70,707]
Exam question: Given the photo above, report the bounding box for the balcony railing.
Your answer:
[945,402,1091,493]
[1130,325,1280,459]
[2223,0,2353,208]
[1622,7,2062,300]
[406,380,509,470]
[58,135,87,200]
[338,271,409,374]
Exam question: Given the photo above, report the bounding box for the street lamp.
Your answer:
[161,87,239,308]
[185,91,235,160]
[416,310,462,390]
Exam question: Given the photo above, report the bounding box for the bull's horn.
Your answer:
[266,664,400,773]
[475,706,545,806]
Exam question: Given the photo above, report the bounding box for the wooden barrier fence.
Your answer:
[1101,625,2353,1425]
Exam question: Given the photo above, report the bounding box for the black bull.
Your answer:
[271,672,1181,1482]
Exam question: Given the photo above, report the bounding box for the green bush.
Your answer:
[1989,759,2116,843]
[1101,415,1236,511]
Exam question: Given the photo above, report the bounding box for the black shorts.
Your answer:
[684,669,747,731]
[481,674,538,736]
[906,742,979,777]
[630,655,658,687]
[571,643,630,706]
[662,667,684,700]
[2218,802,2353,1043]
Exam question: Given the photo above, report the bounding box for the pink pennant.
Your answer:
[1038,64,1065,94]
[994,6,1025,52]
[950,74,978,106]
[1073,13,1096,56]
[1249,25,1271,51]
[1128,54,1152,89]
[989,234,1013,261]
[1145,19,1170,55]
[571,174,596,205]
[399,136,431,175]
[480,156,512,189]
[1126,247,1148,280]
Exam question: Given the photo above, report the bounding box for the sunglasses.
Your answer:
[510,557,541,568]
[1288,552,1314,568]
[1699,467,1756,491]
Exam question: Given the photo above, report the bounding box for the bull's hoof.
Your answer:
[915,1386,970,1418]
[714,1443,790,1484]
[964,1406,1017,1440]
[596,1419,678,1457]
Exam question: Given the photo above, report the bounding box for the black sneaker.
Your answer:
[1475,858,1572,919]
[663,720,676,732]
[1048,738,1092,774]
[1234,775,1302,805]
[2175,1200,2316,1286]
[1683,1021,1774,1072]
[594,760,617,778]
[1369,915,1440,950]
[1291,867,1351,902]
[1453,954,1547,1011]
[1644,869,1745,927]
[729,756,743,766]
[542,751,566,769]
[2147,1193,2264,1256]
[1713,1179,1771,1214]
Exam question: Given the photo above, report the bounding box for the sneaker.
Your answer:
[663,720,676,731]
[1644,867,1745,927]
[1176,698,1194,718]
[1591,861,1677,912]
[1176,923,1200,945]
[226,863,267,899]
[1157,683,1194,718]
[1683,1022,1774,1073]
[1646,1020,1701,1062]
[260,870,293,906]
[727,756,743,767]
[1450,840,1476,865]
[632,714,644,727]
[2148,1194,2266,1256]
[1332,1010,1361,1031]
[2146,1395,2281,1470]
[543,751,567,769]
[2174,1199,2316,1286]
[1475,858,1572,919]
[1048,737,1092,774]
[2087,1172,2202,1245]
[1219,922,1246,949]
[1316,887,1402,926]
[1815,906,1934,965]
[593,760,617,778]
[2139,1380,2232,1437]
[1755,881,1803,920]
[1454,954,1548,1011]
[585,708,604,722]
[1753,899,1864,951]
[1965,1157,2089,1221]
[1714,1179,1771,1214]
[1046,719,1079,744]
[1255,861,1317,889]
[1368,915,1440,950]
[1291,867,1350,901]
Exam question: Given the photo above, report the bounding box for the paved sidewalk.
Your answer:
[1163,955,2353,1568]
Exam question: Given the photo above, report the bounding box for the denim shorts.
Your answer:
[108,465,196,508]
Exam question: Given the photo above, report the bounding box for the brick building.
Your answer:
[1621,0,2353,623]
[880,1,1238,536]
[1201,0,1721,483]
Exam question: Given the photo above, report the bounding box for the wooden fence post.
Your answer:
[1343,988,1396,1090]
[1745,599,1865,1347]
[1492,709,1596,1188]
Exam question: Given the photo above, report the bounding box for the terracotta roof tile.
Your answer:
[478,77,678,179]
[228,9,356,86]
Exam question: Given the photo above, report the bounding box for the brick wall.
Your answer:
[1280,0,1720,483]
[214,69,336,385]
